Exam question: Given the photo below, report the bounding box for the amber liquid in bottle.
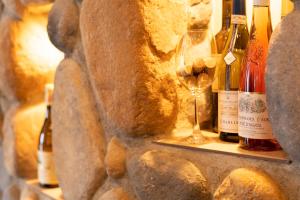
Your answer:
[212,0,232,132]
[238,1,281,151]
[38,84,59,188]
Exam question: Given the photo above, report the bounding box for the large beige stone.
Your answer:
[20,187,38,200]
[52,58,106,200]
[0,148,13,192]
[2,103,45,178]
[141,0,187,53]
[0,8,60,104]
[80,0,183,136]
[128,150,211,200]
[266,10,300,161]
[0,108,3,143]
[214,168,286,200]
[47,0,79,55]
[2,183,20,200]
[0,1,4,17]
[2,0,24,19]
[105,137,127,179]
[98,188,132,200]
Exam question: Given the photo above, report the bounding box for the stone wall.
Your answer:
[0,0,300,200]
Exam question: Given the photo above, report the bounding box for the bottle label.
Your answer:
[219,91,238,133]
[38,151,58,185]
[238,92,274,139]
[231,15,247,25]
[224,51,236,65]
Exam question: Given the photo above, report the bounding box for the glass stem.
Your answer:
[193,96,201,139]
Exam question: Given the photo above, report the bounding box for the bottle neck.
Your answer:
[45,104,52,119]
[231,0,246,25]
[250,5,272,42]
[222,0,232,28]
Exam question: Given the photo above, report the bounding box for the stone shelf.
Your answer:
[24,180,62,200]
[154,130,291,164]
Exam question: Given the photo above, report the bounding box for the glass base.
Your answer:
[183,127,215,145]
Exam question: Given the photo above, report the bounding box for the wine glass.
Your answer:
[176,29,219,144]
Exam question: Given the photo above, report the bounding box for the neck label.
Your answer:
[231,15,246,25]
[253,0,269,6]
[224,51,236,65]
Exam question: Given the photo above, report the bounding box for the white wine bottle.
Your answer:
[212,0,232,133]
[218,0,249,142]
[38,84,58,188]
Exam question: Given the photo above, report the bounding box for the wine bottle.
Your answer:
[38,84,59,188]
[218,0,249,142]
[281,0,294,18]
[212,0,232,133]
[238,0,281,151]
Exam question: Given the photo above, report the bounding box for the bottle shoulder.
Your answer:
[223,24,249,53]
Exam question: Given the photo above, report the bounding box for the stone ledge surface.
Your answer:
[22,179,62,200]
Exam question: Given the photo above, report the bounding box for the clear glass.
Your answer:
[176,29,219,144]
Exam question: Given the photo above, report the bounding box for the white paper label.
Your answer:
[238,92,274,139]
[219,91,238,133]
[231,15,247,25]
[253,0,269,6]
[38,151,58,185]
[224,51,236,65]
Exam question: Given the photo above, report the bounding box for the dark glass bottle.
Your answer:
[212,0,232,133]
[38,84,59,188]
[239,0,281,151]
[218,0,249,142]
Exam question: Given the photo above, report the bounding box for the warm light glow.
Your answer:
[211,0,222,36]
[15,5,63,71]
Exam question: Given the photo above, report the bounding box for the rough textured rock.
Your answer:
[80,0,180,136]
[20,187,39,200]
[53,58,106,200]
[0,108,3,143]
[2,0,24,19]
[214,168,286,200]
[0,11,58,104]
[98,188,132,200]
[105,137,126,179]
[266,10,300,161]
[0,1,4,17]
[188,1,211,29]
[20,0,53,5]
[48,0,79,55]
[128,150,211,200]
[141,0,187,53]
[2,103,45,178]
[0,148,13,191]
[2,183,21,200]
